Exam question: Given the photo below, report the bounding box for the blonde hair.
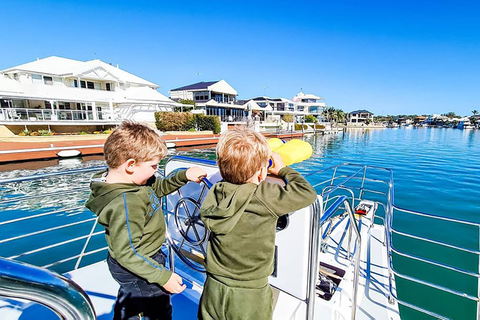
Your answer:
[216,127,270,184]
[104,121,167,168]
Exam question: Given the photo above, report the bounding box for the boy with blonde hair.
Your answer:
[199,127,317,319]
[86,121,206,320]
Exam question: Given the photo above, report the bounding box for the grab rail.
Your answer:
[0,166,108,271]
[0,258,95,319]
[309,162,480,319]
[318,194,362,320]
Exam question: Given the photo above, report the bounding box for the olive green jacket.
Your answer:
[200,167,317,288]
[85,170,188,286]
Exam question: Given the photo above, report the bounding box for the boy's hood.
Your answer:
[201,182,257,235]
[85,171,141,214]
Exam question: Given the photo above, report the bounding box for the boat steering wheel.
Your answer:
[164,169,212,273]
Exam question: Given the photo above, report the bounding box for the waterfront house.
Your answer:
[292,92,326,117]
[249,96,297,116]
[347,110,374,126]
[169,80,245,121]
[0,56,179,133]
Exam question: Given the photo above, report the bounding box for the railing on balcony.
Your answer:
[0,108,116,122]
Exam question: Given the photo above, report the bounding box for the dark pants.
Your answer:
[107,252,172,320]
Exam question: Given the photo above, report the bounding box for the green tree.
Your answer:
[471,110,478,125]
[174,99,195,112]
[335,109,346,123]
[304,114,317,123]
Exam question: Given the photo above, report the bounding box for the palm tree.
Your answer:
[471,110,479,126]
[335,109,346,124]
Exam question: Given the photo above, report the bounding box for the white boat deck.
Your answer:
[67,201,399,320]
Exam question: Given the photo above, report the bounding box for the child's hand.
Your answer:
[268,152,286,176]
[186,166,207,183]
[162,273,187,294]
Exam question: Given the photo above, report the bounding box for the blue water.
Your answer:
[0,127,479,319]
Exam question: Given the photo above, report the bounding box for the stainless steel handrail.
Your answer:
[306,197,322,320]
[0,258,96,320]
[311,162,480,319]
[318,193,362,320]
[343,199,362,320]
[0,166,108,271]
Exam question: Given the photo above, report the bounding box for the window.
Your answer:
[80,81,86,88]
[43,76,53,85]
[87,81,95,89]
[74,79,78,87]
[106,83,111,91]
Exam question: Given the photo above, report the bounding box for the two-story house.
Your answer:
[292,92,326,116]
[0,56,178,133]
[347,110,374,126]
[170,80,245,121]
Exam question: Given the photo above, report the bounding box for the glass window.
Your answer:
[106,83,111,91]
[43,76,53,85]
[74,79,78,87]
[87,81,94,89]
[80,81,86,88]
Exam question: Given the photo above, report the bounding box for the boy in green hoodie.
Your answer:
[85,121,206,320]
[199,127,317,320]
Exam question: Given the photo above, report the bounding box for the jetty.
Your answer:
[0,130,315,163]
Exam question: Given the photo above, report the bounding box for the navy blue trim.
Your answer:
[167,155,216,167]
[123,193,162,269]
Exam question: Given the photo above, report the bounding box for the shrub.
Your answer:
[315,124,325,129]
[79,131,89,135]
[38,129,53,136]
[195,115,221,134]
[18,129,30,136]
[155,112,195,131]
[304,115,317,123]
[282,114,293,123]
[29,131,40,136]
[294,124,309,131]
[155,112,221,133]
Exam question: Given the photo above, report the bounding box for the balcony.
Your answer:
[0,108,118,124]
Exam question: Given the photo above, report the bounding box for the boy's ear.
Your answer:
[125,159,136,174]
[258,166,267,182]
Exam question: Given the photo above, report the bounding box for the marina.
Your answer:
[0,127,478,319]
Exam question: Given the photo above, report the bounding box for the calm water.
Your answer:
[0,127,479,319]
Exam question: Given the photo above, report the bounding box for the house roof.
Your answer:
[1,56,158,87]
[251,96,283,102]
[171,81,218,91]
[170,80,238,96]
[293,92,323,101]
[0,74,175,105]
[349,109,373,115]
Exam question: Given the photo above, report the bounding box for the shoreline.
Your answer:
[0,131,306,163]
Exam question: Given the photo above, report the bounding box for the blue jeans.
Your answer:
[107,251,172,320]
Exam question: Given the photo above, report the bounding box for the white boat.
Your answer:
[0,157,478,319]
[57,149,82,158]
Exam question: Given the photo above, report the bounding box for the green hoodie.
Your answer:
[200,166,317,288]
[85,169,188,286]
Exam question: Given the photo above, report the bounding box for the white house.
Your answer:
[170,80,245,121]
[0,56,179,132]
[347,110,374,126]
[292,92,326,116]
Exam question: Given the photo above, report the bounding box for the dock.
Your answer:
[0,130,323,163]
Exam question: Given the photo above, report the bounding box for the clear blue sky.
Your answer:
[1,0,479,116]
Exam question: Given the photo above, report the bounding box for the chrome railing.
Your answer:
[0,258,96,319]
[0,107,116,122]
[0,166,108,272]
[308,162,480,319]
[0,166,109,319]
